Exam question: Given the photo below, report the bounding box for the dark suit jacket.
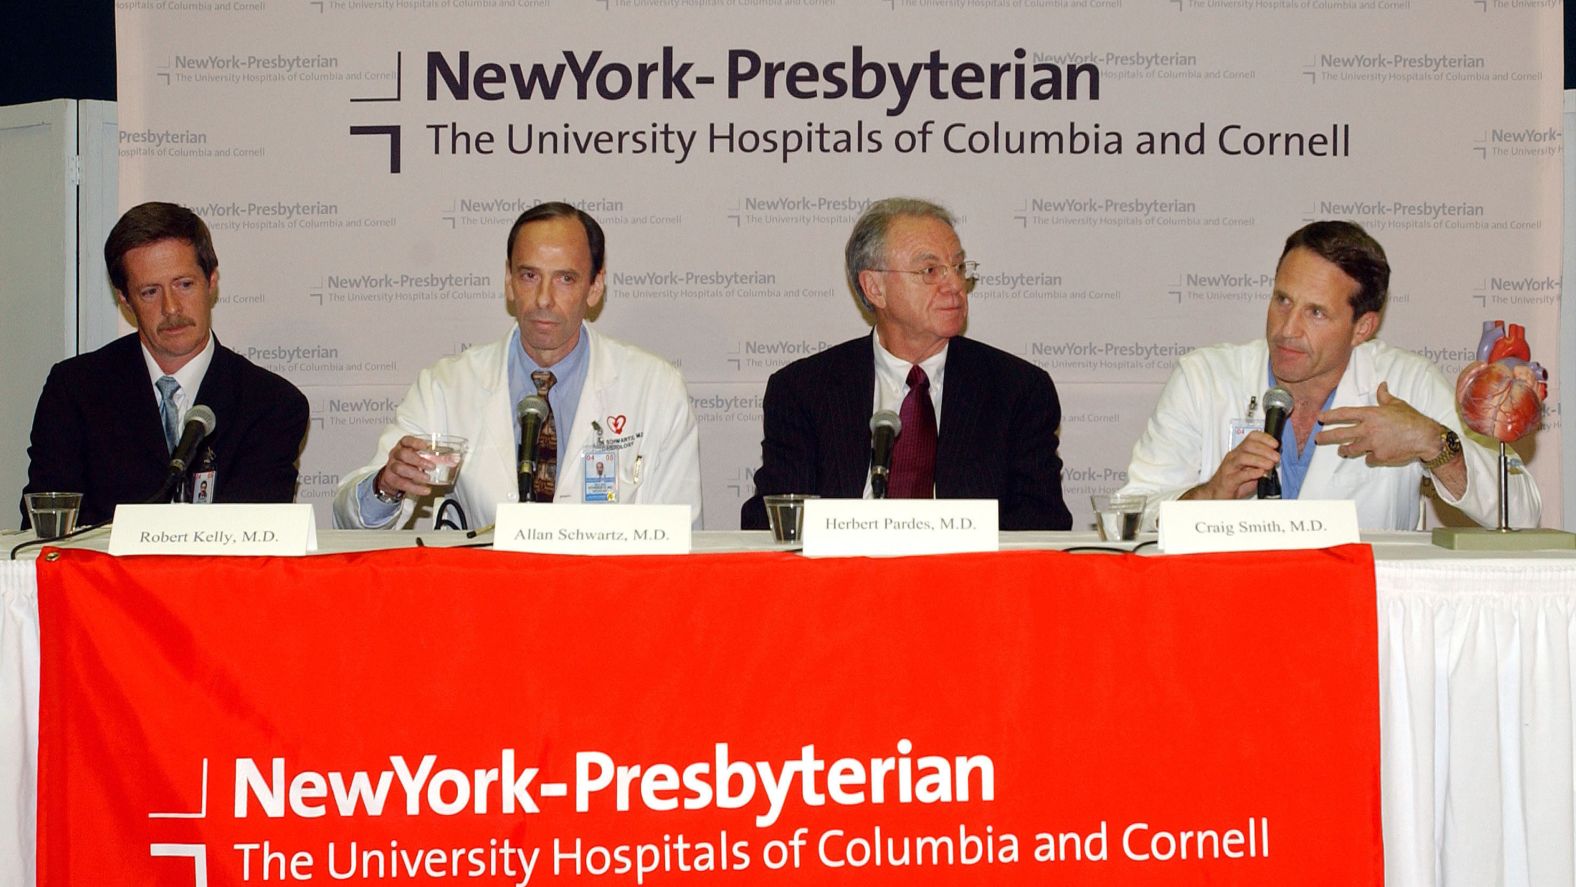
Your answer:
[741,334,1072,531]
[21,333,310,528]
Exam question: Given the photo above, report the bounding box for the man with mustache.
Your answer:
[1118,220,1540,529]
[741,197,1072,530]
[21,201,309,527]
[334,201,701,529]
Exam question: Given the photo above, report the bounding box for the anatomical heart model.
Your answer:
[1434,319,1568,547]
[1457,320,1547,443]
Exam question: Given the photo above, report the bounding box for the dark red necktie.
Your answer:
[888,365,937,498]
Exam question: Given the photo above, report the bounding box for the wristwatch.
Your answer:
[372,472,405,504]
[1421,428,1462,472]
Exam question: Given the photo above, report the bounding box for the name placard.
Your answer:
[109,504,318,556]
[801,499,998,558]
[494,504,692,555]
[1158,499,1359,554]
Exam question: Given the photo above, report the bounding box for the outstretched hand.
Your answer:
[1315,382,1441,467]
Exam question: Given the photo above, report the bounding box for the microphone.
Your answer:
[516,395,549,503]
[868,409,902,500]
[169,405,217,475]
[145,406,217,503]
[1257,387,1293,500]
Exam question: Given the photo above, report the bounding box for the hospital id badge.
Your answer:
[1229,419,1256,451]
[582,450,618,503]
[190,469,217,504]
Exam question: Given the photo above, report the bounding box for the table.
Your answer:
[3,530,1574,886]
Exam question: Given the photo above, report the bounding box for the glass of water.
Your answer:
[25,491,83,540]
[417,434,469,488]
[1091,494,1145,542]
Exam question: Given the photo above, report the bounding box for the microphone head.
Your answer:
[187,405,217,435]
[869,409,902,436]
[1262,387,1294,415]
[517,395,549,421]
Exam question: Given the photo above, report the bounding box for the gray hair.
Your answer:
[845,197,956,312]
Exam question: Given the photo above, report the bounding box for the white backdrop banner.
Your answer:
[112,0,1565,529]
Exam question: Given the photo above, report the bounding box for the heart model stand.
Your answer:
[1434,320,1576,550]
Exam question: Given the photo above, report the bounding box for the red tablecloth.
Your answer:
[37,545,1380,885]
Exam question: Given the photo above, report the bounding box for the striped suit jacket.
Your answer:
[741,333,1072,531]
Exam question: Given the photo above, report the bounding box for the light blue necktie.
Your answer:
[156,376,181,453]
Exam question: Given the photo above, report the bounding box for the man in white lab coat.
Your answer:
[335,202,702,530]
[1119,220,1539,530]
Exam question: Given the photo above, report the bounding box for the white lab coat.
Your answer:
[334,326,703,529]
[1118,339,1540,530]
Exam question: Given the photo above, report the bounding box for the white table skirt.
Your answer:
[3,531,1574,887]
[1,558,39,887]
[1377,556,1576,886]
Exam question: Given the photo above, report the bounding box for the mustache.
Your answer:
[157,316,196,333]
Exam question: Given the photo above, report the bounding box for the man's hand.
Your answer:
[1182,431,1280,501]
[1316,382,1466,497]
[1315,382,1440,466]
[374,435,440,499]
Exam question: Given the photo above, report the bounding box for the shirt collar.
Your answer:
[873,333,948,394]
[513,323,590,380]
[142,332,216,396]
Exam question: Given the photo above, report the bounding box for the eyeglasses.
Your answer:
[873,261,979,286]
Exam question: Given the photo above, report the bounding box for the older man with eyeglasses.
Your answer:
[741,197,1072,530]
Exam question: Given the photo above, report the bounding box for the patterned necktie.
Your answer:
[530,370,558,502]
[888,365,937,499]
[155,375,181,453]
